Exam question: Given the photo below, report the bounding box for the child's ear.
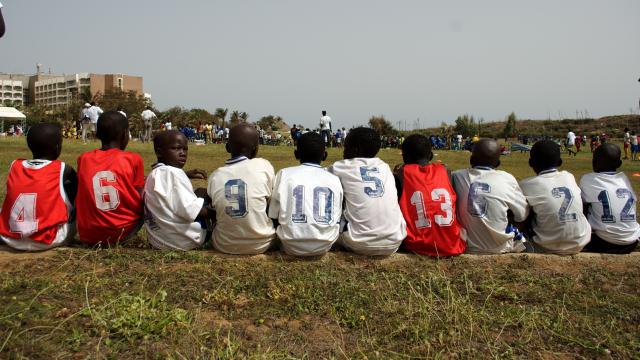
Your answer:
[616,159,623,169]
[495,159,501,168]
[557,158,563,168]
[428,152,434,162]
[294,149,300,160]
[322,151,328,161]
[225,143,231,154]
[528,158,534,169]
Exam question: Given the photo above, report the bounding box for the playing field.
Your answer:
[0,137,639,358]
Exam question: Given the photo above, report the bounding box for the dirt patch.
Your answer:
[0,246,59,270]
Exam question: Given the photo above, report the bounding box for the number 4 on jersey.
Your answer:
[9,193,39,237]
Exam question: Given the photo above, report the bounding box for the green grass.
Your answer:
[0,137,639,358]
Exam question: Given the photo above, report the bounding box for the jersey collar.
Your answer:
[226,156,248,165]
[600,171,617,175]
[151,162,166,170]
[539,168,558,175]
[472,166,494,171]
[302,162,322,168]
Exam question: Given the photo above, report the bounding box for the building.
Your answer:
[0,65,143,108]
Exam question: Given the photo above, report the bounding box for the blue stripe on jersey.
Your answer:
[302,163,322,168]
[225,156,248,165]
[539,168,558,175]
[473,166,494,171]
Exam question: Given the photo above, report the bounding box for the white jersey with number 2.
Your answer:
[269,163,343,256]
[329,157,406,255]
[520,169,590,254]
[580,172,640,245]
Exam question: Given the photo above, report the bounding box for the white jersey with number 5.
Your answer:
[269,163,343,256]
[329,157,406,255]
[580,172,640,245]
[208,157,276,254]
[520,169,590,254]
[452,167,530,254]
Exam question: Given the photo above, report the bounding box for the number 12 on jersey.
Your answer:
[410,188,454,229]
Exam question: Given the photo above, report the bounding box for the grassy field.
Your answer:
[0,137,639,358]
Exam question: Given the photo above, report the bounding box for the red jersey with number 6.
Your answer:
[76,149,145,244]
[0,160,70,244]
[399,163,465,256]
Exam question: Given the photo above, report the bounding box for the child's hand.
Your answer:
[194,187,209,200]
[186,169,207,179]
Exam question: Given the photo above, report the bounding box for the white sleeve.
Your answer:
[509,178,530,222]
[268,171,283,219]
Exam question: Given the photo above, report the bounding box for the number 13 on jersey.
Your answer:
[410,188,454,229]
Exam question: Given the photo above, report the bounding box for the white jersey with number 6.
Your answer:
[452,167,530,254]
[329,157,406,255]
[520,169,590,254]
[580,172,640,245]
[208,157,276,254]
[269,163,343,256]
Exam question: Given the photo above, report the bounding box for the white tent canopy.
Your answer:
[0,107,27,133]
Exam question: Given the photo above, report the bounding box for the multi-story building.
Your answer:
[0,66,143,108]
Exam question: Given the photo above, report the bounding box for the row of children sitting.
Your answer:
[1,111,638,256]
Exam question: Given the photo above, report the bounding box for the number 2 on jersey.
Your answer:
[9,193,39,237]
[597,188,636,223]
[552,186,577,223]
[410,188,453,229]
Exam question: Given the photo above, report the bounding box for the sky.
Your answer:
[1,0,639,129]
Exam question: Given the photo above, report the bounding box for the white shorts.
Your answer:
[1,221,76,251]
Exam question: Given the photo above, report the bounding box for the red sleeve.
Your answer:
[130,153,145,189]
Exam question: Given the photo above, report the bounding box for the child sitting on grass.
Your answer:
[580,143,639,253]
[0,123,77,251]
[395,134,465,257]
[329,127,406,256]
[75,111,145,245]
[519,140,590,254]
[452,139,529,254]
[269,132,343,256]
[207,123,276,254]
[144,130,213,250]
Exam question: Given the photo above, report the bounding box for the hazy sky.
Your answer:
[1,1,639,129]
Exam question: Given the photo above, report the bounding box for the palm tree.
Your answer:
[214,108,228,128]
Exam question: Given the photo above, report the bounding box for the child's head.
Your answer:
[343,127,380,159]
[295,132,327,165]
[96,111,129,150]
[470,138,501,168]
[529,140,562,174]
[593,143,621,173]
[27,123,62,160]
[154,130,189,168]
[401,134,432,165]
[226,123,259,159]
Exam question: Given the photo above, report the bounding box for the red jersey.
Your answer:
[399,163,465,256]
[76,149,145,244]
[0,160,70,244]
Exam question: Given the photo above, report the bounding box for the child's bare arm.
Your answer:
[186,169,207,180]
[62,165,78,204]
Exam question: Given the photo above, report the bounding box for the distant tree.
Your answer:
[453,114,477,137]
[229,110,249,127]
[368,115,396,136]
[257,114,283,131]
[214,108,228,128]
[502,112,517,138]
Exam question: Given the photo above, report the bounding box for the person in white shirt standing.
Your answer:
[84,102,103,144]
[0,1,5,38]
[79,103,91,143]
[269,132,343,256]
[566,129,577,156]
[623,128,630,160]
[141,106,157,142]
[580,143,640,253]
[144,131,212,250]
[208,124,276,254]
[329,127,406,256]
[519,140,590,254]
[452,139,530,254]
[319,110,332,147]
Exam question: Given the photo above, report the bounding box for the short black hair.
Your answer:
[402,134,432,164]
[97,111,129,142]
[346,127,380,158]
[530,140,561,171]
[90,101,96,106]
[297,132,325,164]
[26,123,62,159]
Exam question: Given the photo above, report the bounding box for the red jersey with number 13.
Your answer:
[76,149,145,244]
[0,160,69,244]
[399,163,465,256]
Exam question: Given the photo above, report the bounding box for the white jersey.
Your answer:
[141,109,156,124]
[452,167,529,254]
[567,131,576,146]
[320,115,332,130]
[520,169,590,254]
[580,172,640,245]
[329,157,406,255]
[208,157,276,254]
[144,163,206,250]
[268,163,343,256]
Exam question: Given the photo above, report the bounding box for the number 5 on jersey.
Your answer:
[410,188,454,229]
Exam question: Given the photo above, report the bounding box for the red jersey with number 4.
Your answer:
[76,149,145,244]
[399,163,465,256]
[0,160,69,244]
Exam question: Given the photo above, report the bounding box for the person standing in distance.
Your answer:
[0,1,5,38]
[84,102,103,144]
[566,129,577,156]
[79,103,91,143]
[141,106,157,143]
[319,110,332,147]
